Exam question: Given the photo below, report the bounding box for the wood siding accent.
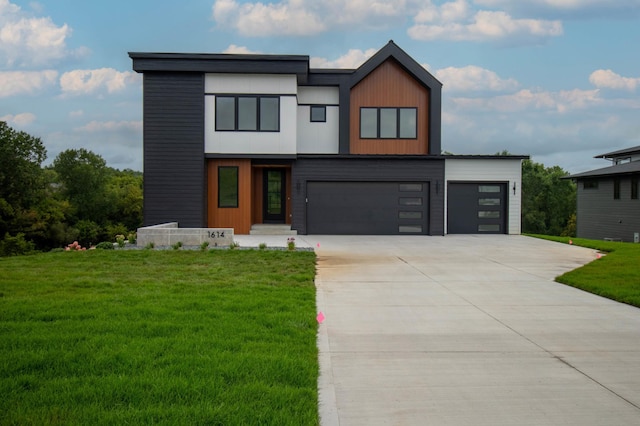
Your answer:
[292,157,445,235]
[349,60,429,155]
[207,159,252,234]
[577,176,640,242]
[142,73,206,227]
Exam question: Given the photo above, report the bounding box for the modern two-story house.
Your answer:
[567,146,640,242]
[129,41,526,235]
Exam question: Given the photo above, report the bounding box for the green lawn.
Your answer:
[529,235,640,308]
[0,250,319,425]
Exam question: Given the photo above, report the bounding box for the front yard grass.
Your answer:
[529,235,640,308]
[0,250,319,425]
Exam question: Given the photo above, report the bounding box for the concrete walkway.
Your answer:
[309,235,640,426]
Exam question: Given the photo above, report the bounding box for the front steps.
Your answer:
[249,224,298,236]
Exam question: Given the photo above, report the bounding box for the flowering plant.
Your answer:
[287,237,296,251]
[65,241,86,251]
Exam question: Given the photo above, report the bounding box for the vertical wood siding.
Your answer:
[577,176,640,242]
[207,159,252,234]
[292,157,445,235]
[349,60,429,155]
[143,73,205,227]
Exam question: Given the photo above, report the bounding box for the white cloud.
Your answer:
[1,112,36,126]
[589,69,640,91]
[435,65,519,91]
[0,70,57,97]
[450,88,601,113]
[74,120,142,133]
[69,110,84,118]
[222,44,262,54]
[213,0,325,36]
[212,0,421,36]
[60,68,141,96]
[0,0,86,68]
[311,48,378,68]
[409,8,563,42]
[475,0,640,15]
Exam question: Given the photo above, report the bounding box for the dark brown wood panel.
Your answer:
[207,159,252,234]
[350,59,429,155]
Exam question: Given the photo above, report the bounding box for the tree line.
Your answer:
[1,121,142,256]
[1,122,577,256]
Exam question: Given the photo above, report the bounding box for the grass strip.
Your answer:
[527,234,640,308]
[0,250,318,425]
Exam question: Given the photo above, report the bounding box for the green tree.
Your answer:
[0,121,47,252]
[521,159,576,236]
[105,169,143,231]
[52,148,113,225]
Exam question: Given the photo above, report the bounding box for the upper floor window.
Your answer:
[360,107,417,139]
[632,178,638,200]
[215,95,279,132]
[614,178,621,199]
[583,180,598,190]
[310,105,326,122]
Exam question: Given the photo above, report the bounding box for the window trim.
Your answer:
[218,166,239,208]
[310,105,327,123]
[215,95,280,132]
[359,107,418,140]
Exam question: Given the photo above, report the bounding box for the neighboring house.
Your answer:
[567,146,640,242]
[129,41,526,235]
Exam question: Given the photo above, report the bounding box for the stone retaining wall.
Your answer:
[137,222,234,247]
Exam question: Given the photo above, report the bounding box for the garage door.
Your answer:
[448,183,507,234]
[307,181,429,235]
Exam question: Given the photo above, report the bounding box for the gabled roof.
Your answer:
[594,145,640,159]
[566,160,640,179]
[348,40,442,91]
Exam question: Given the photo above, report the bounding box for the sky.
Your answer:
[1,0,639,174]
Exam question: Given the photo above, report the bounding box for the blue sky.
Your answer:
[1,0,639,173]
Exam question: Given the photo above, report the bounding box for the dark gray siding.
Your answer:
[577,176,640,242]
[292,157,445,235]
[143,72,206,227]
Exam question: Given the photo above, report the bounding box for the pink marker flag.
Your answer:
[597,253,602,259]
[316,311,325,324]
[569,240,573,245]
[317,243,320,248]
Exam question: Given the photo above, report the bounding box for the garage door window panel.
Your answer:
[479,198,500,206]
[399,197,422,206]
[478,211,500,218]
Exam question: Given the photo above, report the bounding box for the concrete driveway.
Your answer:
[310,235,640,426]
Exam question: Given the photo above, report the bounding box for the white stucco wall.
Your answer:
[445,158,523,234]
[296,87,340,154]
[204,74,299,154]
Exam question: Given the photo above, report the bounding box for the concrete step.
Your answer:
[249,224,298,236]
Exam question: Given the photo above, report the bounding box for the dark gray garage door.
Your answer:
[307,181,429,235]
[448,182,507,234]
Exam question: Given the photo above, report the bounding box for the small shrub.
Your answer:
[95,241,115,250]
[145,242,155,250]
[127,232,137,245]
[172,241,183,250]
[287,237,296,251]
[200,241,210,251]
[115,234,126,248]
[0,233,35,257]
[259,242,267,250]
[229,241,240,250]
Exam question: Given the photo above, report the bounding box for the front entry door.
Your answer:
[263,169,286,223]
